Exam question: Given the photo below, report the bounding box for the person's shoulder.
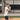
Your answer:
[5,7,7,8]
[5,7,7,9]
[5,7,8,9]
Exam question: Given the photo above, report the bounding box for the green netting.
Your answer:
[0,0,2,2]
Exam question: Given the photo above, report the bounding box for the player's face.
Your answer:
[7,4,9,7]
[6,4,10,7]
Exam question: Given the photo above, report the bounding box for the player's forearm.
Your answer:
[8,9,11,11]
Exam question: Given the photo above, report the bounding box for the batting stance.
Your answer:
[4,3,11,20]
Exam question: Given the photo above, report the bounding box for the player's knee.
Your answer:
[5,16,8,19]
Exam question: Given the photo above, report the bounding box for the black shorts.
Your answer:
[5,16,8,19]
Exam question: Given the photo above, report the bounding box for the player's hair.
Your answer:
[6,3,9,5]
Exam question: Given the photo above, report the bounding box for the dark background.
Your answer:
[10,5,20,10]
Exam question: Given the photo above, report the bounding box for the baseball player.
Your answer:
[4,3,11,20]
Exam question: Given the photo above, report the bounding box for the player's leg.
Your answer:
[5,16,8,20]
[5,16,7,20]
[7,16,8,20]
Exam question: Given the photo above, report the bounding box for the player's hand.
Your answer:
[9,9,11,11]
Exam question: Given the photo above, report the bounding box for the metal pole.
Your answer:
[13,0,14,13]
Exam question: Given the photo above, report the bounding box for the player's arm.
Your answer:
[8,7,11,11]
[9,8,11,11]
[6,9,8,12]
